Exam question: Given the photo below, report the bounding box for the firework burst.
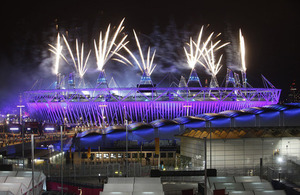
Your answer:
[48,33,68,75]
[239,29,246,72]
[198,42,224,87]
[62,35,91,78]
[94,18,128,71]
[183,26,214,69]
[113,30,157,76]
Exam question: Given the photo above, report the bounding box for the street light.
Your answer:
[124,105,128,177]
[183,105,192,116]
[99,104,107,129]
[17,105,25,169]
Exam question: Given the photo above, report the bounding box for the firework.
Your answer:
[94,18,128,71]
[239,29,246,72]
[239,29,247,87]
[199,42,223,87]
[113,30,157,76]
[183,26,214,69]
[48,33,68,75]
[63,35,91,78]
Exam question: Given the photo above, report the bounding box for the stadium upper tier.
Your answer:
[25,87,281,125]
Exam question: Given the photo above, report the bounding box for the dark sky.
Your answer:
[0,0,299,111]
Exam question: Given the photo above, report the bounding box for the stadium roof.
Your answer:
[77,103,300,138]
[178,126,300,140]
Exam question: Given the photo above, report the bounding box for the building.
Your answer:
[178,104,300,176]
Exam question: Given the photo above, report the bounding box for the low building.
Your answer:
[178,104,300,176]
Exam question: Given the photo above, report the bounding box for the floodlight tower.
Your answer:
[96,70,108,88]
[68,72,75,89]
[138,69,154,86]
[56,73,61,89]
[225,68,235,88]
[17,93,25,169]
[187,68,202,87]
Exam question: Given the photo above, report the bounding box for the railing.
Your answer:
[25,87,281,103]
[26,162,152,178]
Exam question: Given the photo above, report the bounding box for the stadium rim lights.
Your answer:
[45,127,55,131]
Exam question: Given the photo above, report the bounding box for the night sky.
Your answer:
[0,0,299,111]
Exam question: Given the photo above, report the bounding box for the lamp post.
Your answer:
[17,105,25,169]
[99,104,107,129]
[61,107,66,195]
[60,125,63,195]
[31,134,35,195]
[183,105,192,116]
[124,105,128,177]
[204,137,207,195]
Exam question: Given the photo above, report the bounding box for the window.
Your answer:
[146,153,152,158]
[103,153,109,159]
[132,153,138,158]
[117,153,123,158]
[168,153,174,158]
[96,153,102,158]
[139,153,145,158]
[161,153,166,158]
[110,153,116,159]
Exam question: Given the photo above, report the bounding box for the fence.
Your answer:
[31,162,151,179]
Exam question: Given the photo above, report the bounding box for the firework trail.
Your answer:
[199,42,223,76]
[239,29,247,87]
[113,30,157,76]
[48,33,68,75]
[239,29,246,72]
[183,26,214,69]
[94,18,128,71]
[62,35,91,78]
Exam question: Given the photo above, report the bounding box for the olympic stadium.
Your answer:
[24,69,281,127]
[23,22,282,128]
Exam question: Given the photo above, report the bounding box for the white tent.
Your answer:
[208,177,235,189]
[134,177,161,184]
[243,182,273,191]
[107,177,134,184]
[229,191,255,195]
[133,184,163,192]
[214,182,245,191]
[254,190,286,195]
[0,191,14,195]
[132,192,165,195]
[103,177,164,195]
[0,183,27,195]
[103,184,134,193]
[0,172,17,177]
[0,171,46,195]
[101,192,132,195]
[234,176,261,183]
[0,177,7,183]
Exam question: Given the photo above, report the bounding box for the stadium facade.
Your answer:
[25,86,280,126]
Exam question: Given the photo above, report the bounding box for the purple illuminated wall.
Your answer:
[25,87,281,125]
[27,100,274,125]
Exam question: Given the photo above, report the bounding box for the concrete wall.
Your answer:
[180,137,300,174]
